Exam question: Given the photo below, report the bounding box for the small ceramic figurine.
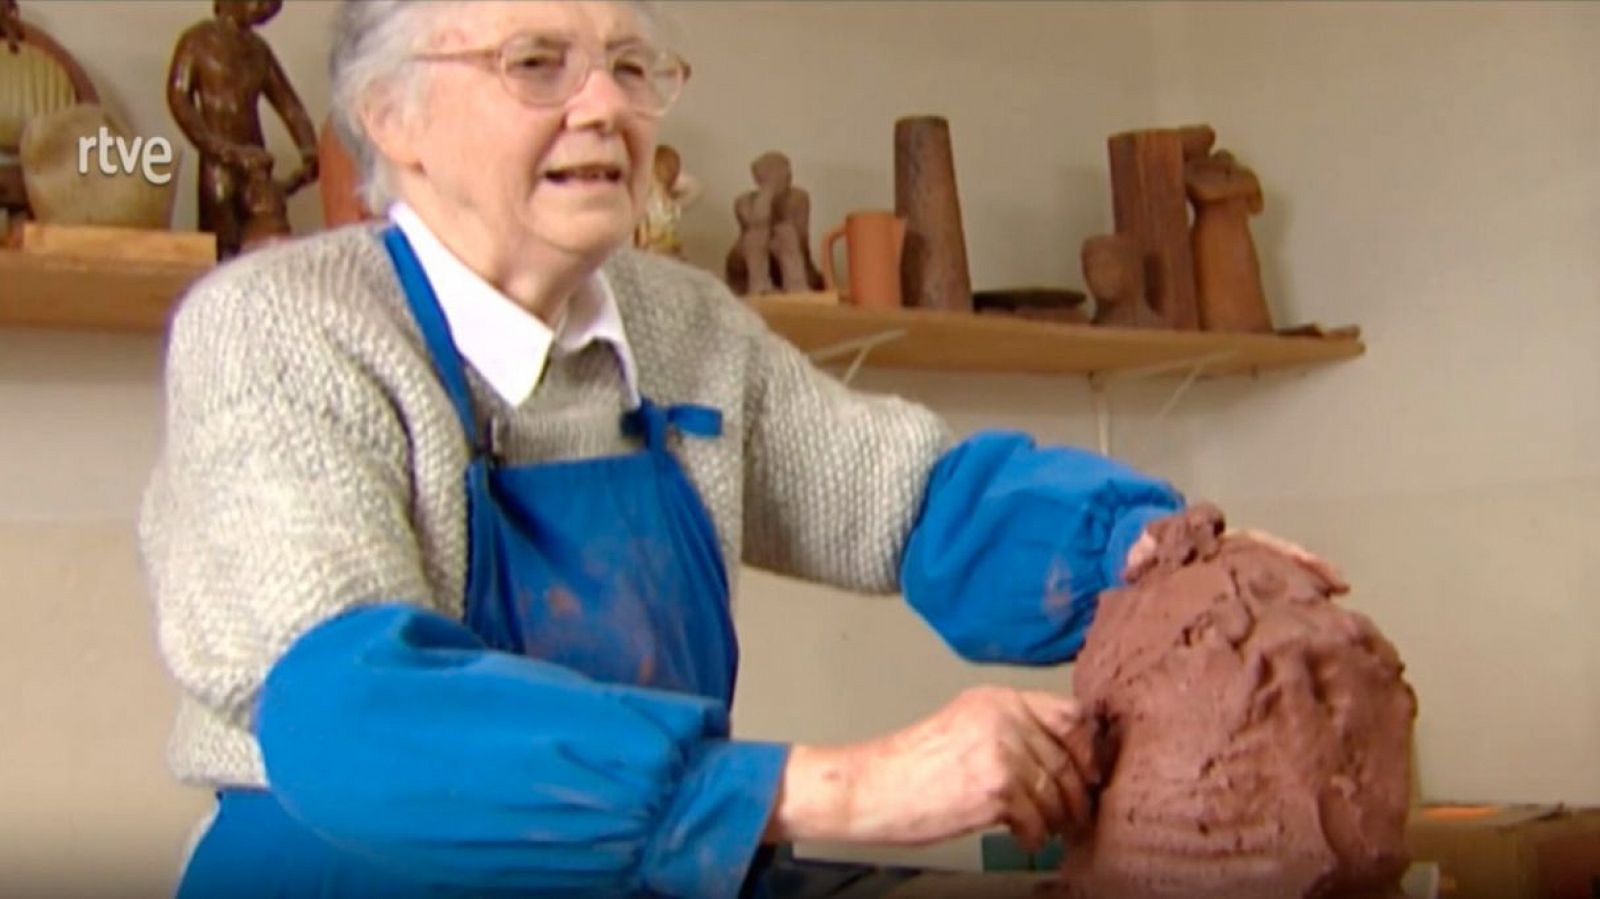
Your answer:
[633,143,701,259]
[1185,146,1273,333]
[167,0,318,257]
[1083,233,1165,329]
[725,151,822,295]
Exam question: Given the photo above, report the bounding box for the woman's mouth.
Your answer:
[543,164,626,185]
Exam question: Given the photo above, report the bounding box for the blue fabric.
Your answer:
[177,227,785,898]
[900,431,1184,664]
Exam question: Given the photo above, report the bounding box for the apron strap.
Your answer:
[622,399,723,452]
[381,226,487,456]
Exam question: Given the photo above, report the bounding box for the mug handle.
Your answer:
[820,222,846,294]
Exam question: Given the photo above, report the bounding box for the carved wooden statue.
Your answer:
[1185,145,1273,333]
[167,0,318,257]
[633,143,701,259]
[725,151,822,295]
[1083,233,1164,329]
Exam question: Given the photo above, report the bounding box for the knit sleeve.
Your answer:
[139,274,434,731]
[736,311,952,593]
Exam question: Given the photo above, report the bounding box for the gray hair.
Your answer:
[329,1,668,215]
[329,1,456,213]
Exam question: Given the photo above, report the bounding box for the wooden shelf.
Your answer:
[0,250,209,333]
[0,254,1364,382]
[750,296,1363,378]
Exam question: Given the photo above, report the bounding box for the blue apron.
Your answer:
[177,228,752,897]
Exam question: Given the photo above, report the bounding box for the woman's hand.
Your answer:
[765,686,1099,852]
[1226,528,1349,594]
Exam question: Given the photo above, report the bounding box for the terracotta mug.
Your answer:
[821,209,907,308]
[317,115,374,228]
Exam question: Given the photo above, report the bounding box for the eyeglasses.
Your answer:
[412,34,691,116]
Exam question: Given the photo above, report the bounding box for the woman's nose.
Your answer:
[565,64,632,130]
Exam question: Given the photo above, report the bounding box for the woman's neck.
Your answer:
[400,197,591,326]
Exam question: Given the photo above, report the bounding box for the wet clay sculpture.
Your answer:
[725,151,822,295]
[167,0,318,257]
[894,116,972,311]
[1083,233,1163,329]
[1054,504,1416,899]
[1185,133,1273,333]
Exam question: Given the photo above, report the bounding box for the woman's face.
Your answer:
[388,1,660,266]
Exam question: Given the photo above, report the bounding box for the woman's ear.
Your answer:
[361,87,423,170]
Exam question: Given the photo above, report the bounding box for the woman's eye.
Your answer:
[612,54,652,82]
[508,51,565,73]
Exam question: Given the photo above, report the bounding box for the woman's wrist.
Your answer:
[761,742,865,844]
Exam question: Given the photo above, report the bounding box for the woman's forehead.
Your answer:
[438,1,648,47]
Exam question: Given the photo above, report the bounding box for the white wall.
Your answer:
[2,0,1594,887]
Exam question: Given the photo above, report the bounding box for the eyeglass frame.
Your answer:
[409,33,692,117]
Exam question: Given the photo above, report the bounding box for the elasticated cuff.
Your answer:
[641,739,789,899]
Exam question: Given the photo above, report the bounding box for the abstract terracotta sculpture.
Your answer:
[894,116,972,311]
[1053,505,1416,899]
[0,0,97,218]
[167,0,318,257]
[1106,128,1199,329]
[634,143,701,259]
[1082,233,1163,329]
[20,104,177,228]
[1186,138,1273,333]
[725,150,822,295]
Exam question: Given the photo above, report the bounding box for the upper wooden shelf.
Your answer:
[750,296,1363,378]
[0,249,1363,380]
[0,248,208,333]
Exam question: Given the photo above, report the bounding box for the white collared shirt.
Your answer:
[389,203,640,408]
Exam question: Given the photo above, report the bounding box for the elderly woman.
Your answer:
[141,1,1336,897]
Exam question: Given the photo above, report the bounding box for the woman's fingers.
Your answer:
[1009,727,1073,837]
[1230,528,1350,594]
[1001,776,1051,853]
[1015,692,1097,837]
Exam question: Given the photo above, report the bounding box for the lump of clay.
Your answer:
[1056,504,1417,899]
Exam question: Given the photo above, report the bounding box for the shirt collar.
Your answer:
[388,202,639,408]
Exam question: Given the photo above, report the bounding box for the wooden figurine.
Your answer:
[1106,128,1199,329]
[894,115,972,311]
[167,0,318,258]
[1083,233,1164,329]
[633,143,701,259]
[1185,145,1273,333]
[725,151,822,295]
